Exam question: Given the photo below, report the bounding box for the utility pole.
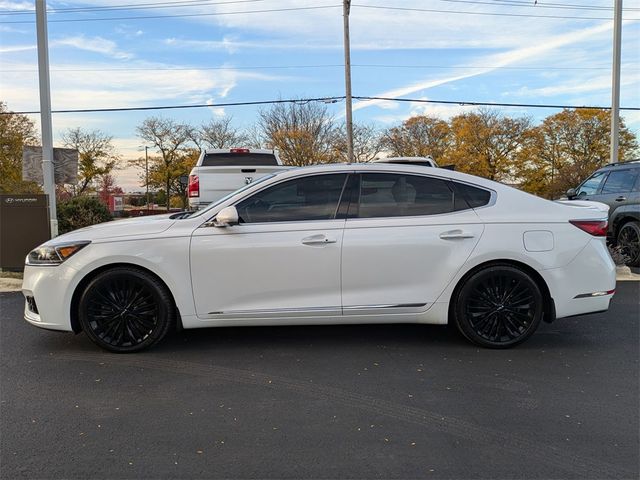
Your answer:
[342,0,354,163]
[610,0,623,164]
[35,0,57,237]
[145,146,150,209]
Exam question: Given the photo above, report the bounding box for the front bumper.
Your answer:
[22,264,77,332]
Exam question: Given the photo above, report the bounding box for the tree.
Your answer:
[521,109,638,198]
[380,115,452,162]
[61,127,120,196]
[446,109,533,182]
[136,117,195,211]
[0,101,41,194]
[96,173,124,206]
[332,123,383,163]
[259,101,337,166]
[199,116,248,149]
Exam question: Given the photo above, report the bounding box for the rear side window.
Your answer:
[452,182,492,209]
[236,174,348,223]
[202,152,278,166]
[350,173,454,218]
[600,170,638,194]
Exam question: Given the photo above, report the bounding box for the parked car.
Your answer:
[23,163,615,352]
[374,156,456,170]
[188,148,290,210]
[566,160,640,266]
[374,156,438,167]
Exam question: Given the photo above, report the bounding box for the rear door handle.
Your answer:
[615,196,627,202]
[439,229,475,240]
[302,234,337,245]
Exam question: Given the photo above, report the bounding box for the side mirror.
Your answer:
[213,206,239,227]
[566,188,577,199]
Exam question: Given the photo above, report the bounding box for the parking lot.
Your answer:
[1,283,638,479]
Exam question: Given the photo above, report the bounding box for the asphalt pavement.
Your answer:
[1,284,638,480]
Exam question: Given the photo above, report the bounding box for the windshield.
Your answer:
[186,174,276,218]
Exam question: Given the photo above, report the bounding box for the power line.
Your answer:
[2,95,638,115]
[0,4,342,24]
[352,4,639,21]
[2,1,639,23]
[2,0,639,15]
[438,0,640,12]
[353,96,640,111]
[0,0,270,15]
[0,97,347,114]
[2,63,639,73]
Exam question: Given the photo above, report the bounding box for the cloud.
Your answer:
[0,44,36,53]
[351,20,616,114]
[52,35,134,60]
[0,1,32,10]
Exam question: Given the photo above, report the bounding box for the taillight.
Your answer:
[230,148,250,153]
[188,175,199,198]
[569,220,608,236]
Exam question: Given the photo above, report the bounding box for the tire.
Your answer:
[78,267,175,353]
[453,265,544,349]
[617,221,640,268]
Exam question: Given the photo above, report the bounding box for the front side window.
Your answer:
[235,173,348,223]
[350,173,454,218]
[577,171,607,196]
[600,170,638,194]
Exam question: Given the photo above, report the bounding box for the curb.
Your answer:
[0,278,23,293]
[1,268,638,295]
[616,266,640,282]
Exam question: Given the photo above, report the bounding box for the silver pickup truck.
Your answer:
[188,148,290,210]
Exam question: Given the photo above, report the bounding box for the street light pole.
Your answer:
[610,0,623,164]
[35,0,57,237]
[342,0,354,163]
[145,146,150,210]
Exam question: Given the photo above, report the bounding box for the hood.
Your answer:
[47,214,177,244]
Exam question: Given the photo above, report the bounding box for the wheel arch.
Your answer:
[613,214,640,239]
[447,259,555,325]
[69,262,183,334]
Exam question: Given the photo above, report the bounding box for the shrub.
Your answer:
[608,244,630,267]
[57,196,112,234]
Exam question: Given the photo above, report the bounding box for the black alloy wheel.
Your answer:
[617,221,640,267]
[78,267,174,353]
[453,265,544,348]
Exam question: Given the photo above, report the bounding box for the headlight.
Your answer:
[26,241,91,266]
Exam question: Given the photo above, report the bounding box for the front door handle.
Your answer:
[615,196,627,202]
[439,229,475,240]
[302,234,337,245]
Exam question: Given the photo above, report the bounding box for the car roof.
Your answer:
[273,162,500,190]
[597,160,640,171]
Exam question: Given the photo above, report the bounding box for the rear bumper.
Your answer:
[541,238,616,319]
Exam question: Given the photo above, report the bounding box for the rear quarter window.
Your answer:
[452,182,492,209]
[202,153,278,166]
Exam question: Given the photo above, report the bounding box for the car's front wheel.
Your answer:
[78,267,174,353]
[617,221,640,267]
[453,265,544,348]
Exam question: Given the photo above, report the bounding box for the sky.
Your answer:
[1,0,639,192]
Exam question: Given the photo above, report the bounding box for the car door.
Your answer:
[593,168,639,214]
[341,172,485,316]
[575,171,608,201]
[190,173,349,319]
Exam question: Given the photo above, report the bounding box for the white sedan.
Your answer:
[23,163,616,352]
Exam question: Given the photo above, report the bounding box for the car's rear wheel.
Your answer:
[78,267,174,353]
[453,265,544,348]
[617,221,640,267]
